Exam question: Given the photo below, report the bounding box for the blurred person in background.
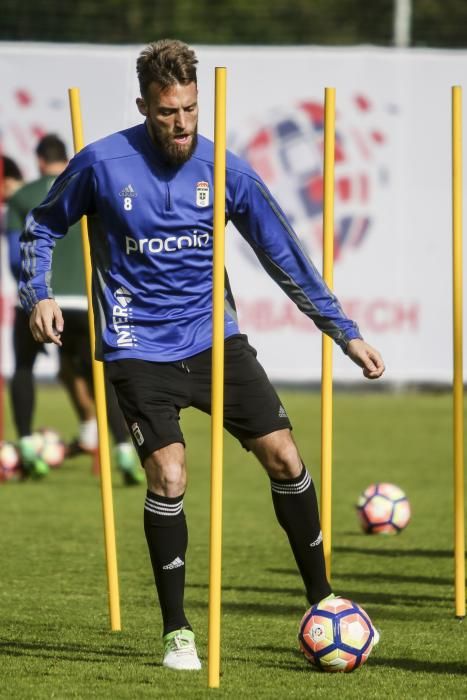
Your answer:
[0,156,24,202]
[6,134,142,484]
[19,41,384,670]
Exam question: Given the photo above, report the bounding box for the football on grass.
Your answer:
[0,441,22,481]
[38,428,66,468]
[299,597,377,672]
[356,482,411,534]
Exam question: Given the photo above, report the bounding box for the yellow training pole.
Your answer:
[451,85,466,619]
[68,88,121,632]
[208,67,227,689]
[320,87,336,581]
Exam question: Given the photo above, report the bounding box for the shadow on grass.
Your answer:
[369,656,467,676]
[189,599,301,616]
[333,571,453,586]
[224,648,308,674]
[335,589,449,606]
[188,580,451,610]
[334,545,456,559]
[185,585,458,624]
[187,581,303,596]
[266,568,453,587]
[185,596,452,622]
[0,639,145,663]
[238,645,467,677]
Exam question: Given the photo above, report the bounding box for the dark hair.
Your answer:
[36,134,67,163]
[136,39,198,98]
[1,156,23,181]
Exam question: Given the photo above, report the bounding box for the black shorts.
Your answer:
[59,309,92,380]
[105,334,292,461]
[13,307,91,379]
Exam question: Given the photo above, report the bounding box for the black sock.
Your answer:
[143,491,190,635]
[270,464,332,604]
[11,367,35,436]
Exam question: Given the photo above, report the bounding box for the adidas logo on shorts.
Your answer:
[309,531,323,548]
[162,557,185,570]
[278,405,288,418]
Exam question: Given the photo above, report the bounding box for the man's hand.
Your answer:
[29,299,64,346]
[346,338,385,380]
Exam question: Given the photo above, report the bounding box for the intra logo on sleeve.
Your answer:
[112,286,137,347]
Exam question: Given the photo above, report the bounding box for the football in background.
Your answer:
[37,428,66,469]
[0,441,22,482]
[356,482,411,534]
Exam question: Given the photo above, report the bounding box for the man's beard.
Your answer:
[150,125,198,166]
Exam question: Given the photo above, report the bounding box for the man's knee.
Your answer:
[249,430,302,480]
[144,443,187,496]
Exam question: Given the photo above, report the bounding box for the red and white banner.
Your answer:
[1,43,466,382]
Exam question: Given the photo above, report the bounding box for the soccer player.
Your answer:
[19,40,384,670]
[7,135,142,484]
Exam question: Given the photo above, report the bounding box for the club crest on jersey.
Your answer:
[196,181,209,207]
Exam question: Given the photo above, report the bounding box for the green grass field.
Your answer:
[0,385,465,699]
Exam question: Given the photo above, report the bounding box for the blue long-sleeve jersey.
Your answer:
[19,123,361,362]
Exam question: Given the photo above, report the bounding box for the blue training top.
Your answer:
[19,123,362,362]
